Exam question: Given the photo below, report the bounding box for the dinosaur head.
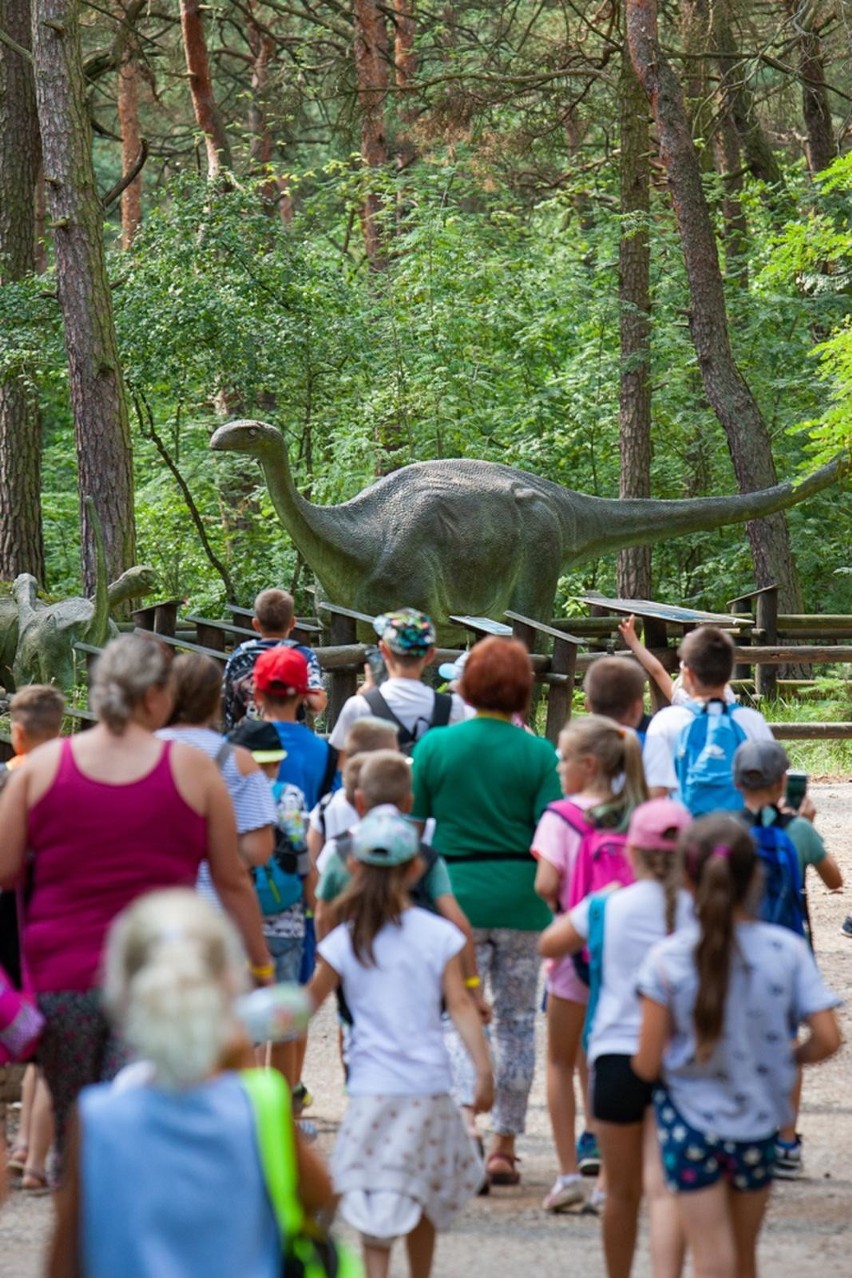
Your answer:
[210,419,283,457]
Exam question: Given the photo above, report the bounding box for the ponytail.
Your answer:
[633,847,683,934]
[559,714,649,826]
[680,816,757,1062]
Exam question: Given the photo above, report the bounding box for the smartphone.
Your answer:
[364,644,387,686]
[785,770,808,811]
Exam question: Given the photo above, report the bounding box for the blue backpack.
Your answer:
[581,892,610,1052]
[252,781,310,917]
[741,810,806,938]
[675,700,747,816]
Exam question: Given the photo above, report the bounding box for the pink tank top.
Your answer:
[24,739,207,993]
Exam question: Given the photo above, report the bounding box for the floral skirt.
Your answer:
[331,1093,484,1238]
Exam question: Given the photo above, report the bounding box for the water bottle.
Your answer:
[235,983,312,1043]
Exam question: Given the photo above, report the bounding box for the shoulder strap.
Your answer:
[546,799,593,835]
[240,1067,303,1241]
[318,744,339,799]
[362,687,415,747]
[430,691,452,728]
[213,739,233,770]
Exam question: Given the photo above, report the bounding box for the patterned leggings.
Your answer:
[445,928,540,1136]
[37,990,129,1169]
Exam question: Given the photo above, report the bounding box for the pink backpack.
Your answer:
[548,799,635,984]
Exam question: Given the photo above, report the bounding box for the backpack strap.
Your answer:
[581,892,609,1052]
[362,687,416,749]
[545,799,593,835]
[316,789,336,837]
[430,692,452,729]
[240,1068,303,1239]
[318,744,339,800]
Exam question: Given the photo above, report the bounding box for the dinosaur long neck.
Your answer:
[564,455,844,564]
[258,437,363,594]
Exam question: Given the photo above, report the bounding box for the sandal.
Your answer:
[20,1168,51,1196]
[486,1151,521,1186]
[7,1146,28,1175]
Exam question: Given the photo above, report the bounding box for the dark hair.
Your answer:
[330,861,414,965]
[584,657,645,721]
[679,815,757,1062]
[254,588,294,634]
[678,627,735,691]
[9,684,65,740]
[167,654,222,726]
[459,636,532,715]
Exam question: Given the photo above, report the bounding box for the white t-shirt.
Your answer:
[318,907,464,1096]
[638,921,841,1140]
[328,678,466,751]
[570,879,694,1063]
[642,702,773,794]
[310,791,359,875]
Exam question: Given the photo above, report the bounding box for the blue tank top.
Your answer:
[79,1072,280,1278]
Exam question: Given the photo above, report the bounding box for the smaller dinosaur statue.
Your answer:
[211,419,846,638]
[10,499,157,691]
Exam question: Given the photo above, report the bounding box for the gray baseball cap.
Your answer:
[733,740,790,790]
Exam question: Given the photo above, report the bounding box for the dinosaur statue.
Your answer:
[211,419,846,637]
[8,499,157,691]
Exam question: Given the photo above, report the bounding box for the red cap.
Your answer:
[253,647,310,696]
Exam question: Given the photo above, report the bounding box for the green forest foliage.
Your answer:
[1,149,850,615]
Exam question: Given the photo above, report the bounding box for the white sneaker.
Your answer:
[543,1174,585,1213]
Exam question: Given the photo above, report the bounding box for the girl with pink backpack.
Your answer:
[532,715,647,1215]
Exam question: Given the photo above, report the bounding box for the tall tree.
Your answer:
[626,0,803,610]
[353,0,389,269]
[117,48,142,247]
[0,0,45,580]
[617,44,652,600]
[31,0,136,592]
[784,0,835,176]
[180,0,232,178]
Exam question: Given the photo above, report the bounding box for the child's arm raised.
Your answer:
[794,1007,842,1067]
[618,615,673,702]
[443,954,494,1115]
[632,995,672,1082]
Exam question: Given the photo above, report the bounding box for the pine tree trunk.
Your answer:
[31,0,136,594]
[711,0,783,188]
[180,0,232,179]
[393,0,417,171]
[353,0,389,269]
[0,0,45,581]
[784,0,835,175]
[625,0,803,611]
[117,50,142,248]
[617,44,652,601]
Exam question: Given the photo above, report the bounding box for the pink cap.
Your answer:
[627,798,691,853]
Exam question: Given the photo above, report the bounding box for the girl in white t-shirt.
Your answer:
[540,798,693,1278]
[633,816,841,1278]
[532,715,647,1214]
[309,809,493,1278]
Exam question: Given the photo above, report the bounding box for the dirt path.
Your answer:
[4,781,851,1275]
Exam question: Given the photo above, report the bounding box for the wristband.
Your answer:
[250,963,275,980]
[464,976,482,989]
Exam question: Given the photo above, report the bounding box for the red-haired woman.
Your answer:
[411,636,561,1185]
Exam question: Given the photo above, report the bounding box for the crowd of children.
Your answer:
[0,596,846,1278]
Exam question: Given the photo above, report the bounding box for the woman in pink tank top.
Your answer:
[0,635,272,1168]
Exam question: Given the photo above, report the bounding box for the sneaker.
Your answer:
[542,1174,586,1213]
[841,916,852,938]
[774,1136,803,1180]
[576,1130,601,1176]
[582,1187,607,1216]
[292,1082,313,1112]
[297,1119,318,1144]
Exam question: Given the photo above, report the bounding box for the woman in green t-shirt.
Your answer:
[412,637,562,1187]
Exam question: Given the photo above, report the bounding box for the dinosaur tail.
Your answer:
[565,452,847,563]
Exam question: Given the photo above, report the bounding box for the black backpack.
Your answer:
[362,687,452,756]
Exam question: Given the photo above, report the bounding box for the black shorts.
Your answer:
[592,1053,655,1125]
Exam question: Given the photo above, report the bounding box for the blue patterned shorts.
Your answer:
[653,1089,776,1193]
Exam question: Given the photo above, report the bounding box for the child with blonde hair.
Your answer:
[533,714,648,1213]
[49,889,332,1277]
[634,816,841,1278]
[310,810,492,1278]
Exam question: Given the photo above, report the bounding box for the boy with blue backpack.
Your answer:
[733,738,843,1180]
[643,627,773,813]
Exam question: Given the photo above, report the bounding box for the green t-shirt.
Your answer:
[317,847,453,904]
[411,716,562,930]
[747,804,828,878]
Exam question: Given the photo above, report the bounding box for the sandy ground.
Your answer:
[3,780,851,1276]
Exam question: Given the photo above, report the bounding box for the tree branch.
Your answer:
[101,140,149,210]
[0,24,34,63]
